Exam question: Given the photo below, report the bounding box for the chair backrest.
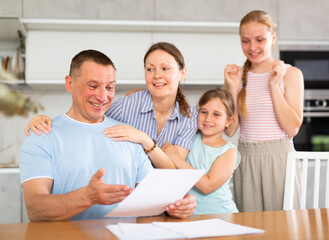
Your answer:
[283,151,329,210]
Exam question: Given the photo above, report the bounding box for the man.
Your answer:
[20,49,196,221]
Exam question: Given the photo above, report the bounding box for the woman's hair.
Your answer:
[197,88,235,133]
[69,49,116,77]
[238,10,276,117]
[143,42,191,118]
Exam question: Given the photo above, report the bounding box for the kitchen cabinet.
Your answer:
[152,32,244,84]
[278,0,329,41]
[23,19,244,85]
[23,0,154,20]
[0,17,26,83]
[0,0,22,18]
[21,0,278,23]
[25,30,151,85]
[155,0,278,22]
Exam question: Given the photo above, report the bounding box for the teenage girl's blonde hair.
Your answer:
[238,10,276,117]
[197,88,235,133]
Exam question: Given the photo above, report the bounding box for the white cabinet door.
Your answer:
[278,0,329,41]
[153,32,245,85]
[25,30,152,84]
[26,29,246,85]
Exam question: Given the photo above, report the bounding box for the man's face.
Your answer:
[65,61,116,123]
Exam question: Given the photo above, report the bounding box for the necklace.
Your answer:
[156,104,175,140]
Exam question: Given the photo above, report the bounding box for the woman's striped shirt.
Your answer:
[105,90,198,149]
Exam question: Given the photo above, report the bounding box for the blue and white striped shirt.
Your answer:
[105,90,198,149]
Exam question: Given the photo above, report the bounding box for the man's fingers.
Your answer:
[102,186,133,205]
[92,168,105,181]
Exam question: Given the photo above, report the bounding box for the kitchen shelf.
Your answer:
[0,18,27,40]
[20,18,240,33]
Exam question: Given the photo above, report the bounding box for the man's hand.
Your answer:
[165,194,196,219]
[87,168,133,205]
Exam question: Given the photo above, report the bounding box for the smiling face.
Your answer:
[144,49,186,100]
[240,21,276,65]
[65,61,116,123]
[198,98,233,138]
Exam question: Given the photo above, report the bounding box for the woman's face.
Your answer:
[240,21,276,65]
[144,49,186,99]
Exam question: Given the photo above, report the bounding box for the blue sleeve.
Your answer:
[105,96,124,121]
[19,133,54,184]
[174,107,198,150]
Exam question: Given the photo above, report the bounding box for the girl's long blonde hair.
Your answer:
[238,10,276,117]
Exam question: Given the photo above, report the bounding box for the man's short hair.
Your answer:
[69,49,116,77]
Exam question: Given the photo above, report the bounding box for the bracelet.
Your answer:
[144,139,157,153]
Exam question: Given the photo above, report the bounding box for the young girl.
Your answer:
[163,88,240,214]
[224,10,304,212]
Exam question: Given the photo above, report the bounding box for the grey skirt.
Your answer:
[233,138,300,212]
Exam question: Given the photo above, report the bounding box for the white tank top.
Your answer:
[239,66,289,142]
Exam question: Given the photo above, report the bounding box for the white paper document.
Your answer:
[105,169,205,217]
[106,218,265,240]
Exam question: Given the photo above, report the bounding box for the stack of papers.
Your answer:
[106,218,265,240]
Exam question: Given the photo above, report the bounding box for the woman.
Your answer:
[224,10,304,212]
[25,42,198,169]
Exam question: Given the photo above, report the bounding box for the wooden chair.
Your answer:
[283,151,329,210]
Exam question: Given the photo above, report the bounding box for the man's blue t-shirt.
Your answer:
[20,114,153,220]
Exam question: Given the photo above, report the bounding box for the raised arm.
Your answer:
[270,61,304,137]
[24,115,53,136]
[162,143,238,194]
[22,168,132,221]
[224,64,242,137]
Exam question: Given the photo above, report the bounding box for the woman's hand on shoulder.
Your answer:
[224,64,242,91]
[270,60,286,87]
[104,125,149,145]
[24,115,52,136]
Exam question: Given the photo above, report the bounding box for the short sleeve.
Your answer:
[19,133,54,184]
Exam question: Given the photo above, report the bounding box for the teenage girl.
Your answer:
[163,88,240,214]
[224,10,304,212]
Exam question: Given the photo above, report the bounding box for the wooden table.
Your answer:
[0,209,328,240]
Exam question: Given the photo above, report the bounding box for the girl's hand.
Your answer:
[224,64,242,90]
[104,125,149,146]
[161,142,187,168]
[162,142,178,156]
[270,60,286,87]
[24,115,52,136]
